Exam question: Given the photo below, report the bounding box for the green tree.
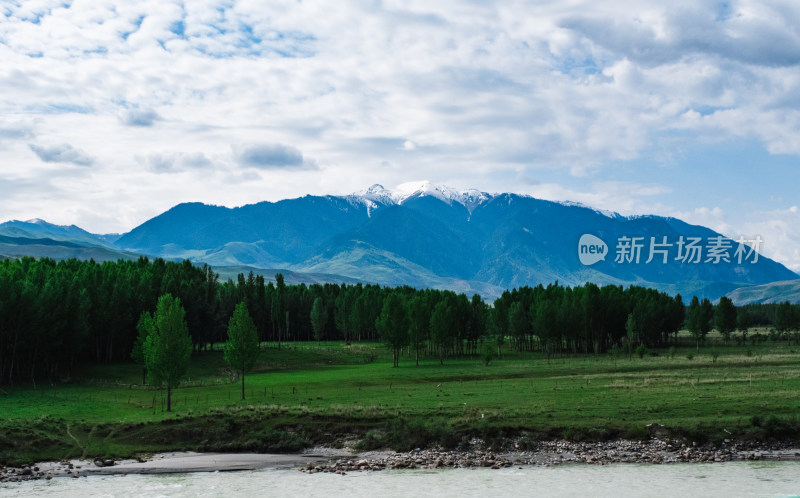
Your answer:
[532,298,558,359]
[224,302,260,400]
[715,296,737,344]
[737,307,750,343]
[687,297,714,351]
[466,294,487,356]
[132,311,152,385]
[625,312,636,358]
[668,294,685,344]
[700,298,714,342]
[310,297,327,344]
[407,294,429,366]
[430,295,457,364]
[508,301,529,352]
[487,307,506,359]
[271,273,287,349]
[335,286,354,343]
[141,294,192,412]
[376,293,409,367]
[775,301,795,334]
[687,296,708,352]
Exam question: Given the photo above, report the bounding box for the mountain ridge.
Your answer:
[2,182,797,301]
[725,279,800,305]
[108,182,799,300]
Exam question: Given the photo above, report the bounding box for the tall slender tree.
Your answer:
[625,312,636,358]
[131,311,152,385]
[224,302,260,400]
[375,293,409,367]
[775,301,796,334]
[407,294,429,366]
[687,296,702,352]
[430,295,457,364]
[141,294,192,412]
[508,301,529,351]
[715,296,737,344]
[272,273,286,349]
[737,307,751,343]
[310,297,327,345]
[335,286,354,343]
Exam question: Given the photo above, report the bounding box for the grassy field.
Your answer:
[2,329,800,465]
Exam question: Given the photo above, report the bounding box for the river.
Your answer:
[2,461,799,497]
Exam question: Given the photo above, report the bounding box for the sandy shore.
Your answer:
[0,448,351,482]
[89,451,344,475]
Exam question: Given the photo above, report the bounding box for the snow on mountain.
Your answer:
[349,181,495,214]
[6,185,800,301]
[348,184,396,215]
[556,201,622,219]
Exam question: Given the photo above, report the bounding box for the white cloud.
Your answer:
[672,205,800,274]
[672,206,733,237]
[521,180,673,217]
[120,108,161,127]
[28,142,94,166]
[139,151,213,173]
[0,0,796,275]
[233,143,318,170]
[738,207,800,274]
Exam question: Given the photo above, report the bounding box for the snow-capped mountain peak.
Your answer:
[350,181,494,213]
[555,200,621,219]
[353,184,396,205]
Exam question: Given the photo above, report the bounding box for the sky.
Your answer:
[1,0,799,272]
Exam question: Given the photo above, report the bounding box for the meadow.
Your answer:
[2,329,799,465]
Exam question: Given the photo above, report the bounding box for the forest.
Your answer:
[1,256,799,384]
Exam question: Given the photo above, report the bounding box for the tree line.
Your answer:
[1,256,799,383]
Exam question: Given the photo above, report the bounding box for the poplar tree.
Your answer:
[715,296,737,344]
[224,301,260,400]
[141,294,192,412]
[310,297,327,344]
[375,293,409,367]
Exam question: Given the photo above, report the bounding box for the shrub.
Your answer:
[482,347,494,367]
[355,429,386,451]
[685,353,694,361]
[377,417,459,451]
[635,344,649,359]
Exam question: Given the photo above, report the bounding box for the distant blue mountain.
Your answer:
[726,280,800,305]
[0,219,138,262]
[0,219,111,247]
[109,182,798,300]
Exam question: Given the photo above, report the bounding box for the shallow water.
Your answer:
[2,461,799,498]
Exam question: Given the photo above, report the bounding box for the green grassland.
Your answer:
[2,330,800,465]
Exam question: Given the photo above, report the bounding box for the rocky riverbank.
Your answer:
[2,439,798,483]
[299,439,800,475]
[0,457,125,483]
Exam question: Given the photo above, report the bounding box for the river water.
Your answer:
[2,461,799,497]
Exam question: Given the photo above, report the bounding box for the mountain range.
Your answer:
[2,181,798,302]
[726,280,800,305]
